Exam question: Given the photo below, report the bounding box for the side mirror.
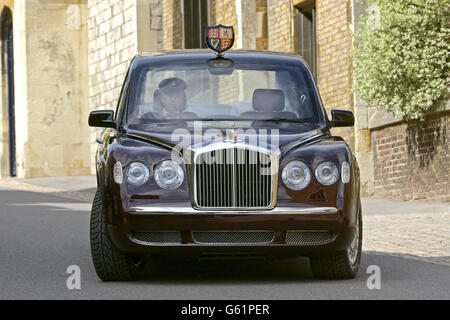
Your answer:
[330,109,354,127]
[88,110,116,128]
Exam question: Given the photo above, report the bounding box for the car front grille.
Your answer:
[192,231,276,244]
[193,148,276,209]
[129,231,182,244]
[285,231,336,244]
[129,231,336,246]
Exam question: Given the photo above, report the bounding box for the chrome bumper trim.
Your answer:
[128,206,338,215]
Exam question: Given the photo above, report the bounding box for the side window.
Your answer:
[114,69,130,121]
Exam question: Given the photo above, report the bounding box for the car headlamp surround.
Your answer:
[125,162,150,185]
[315,161,339,186]
[154,160,184,190]
[282,160,312,191]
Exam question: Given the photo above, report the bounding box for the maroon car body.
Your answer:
[88,50,362,280]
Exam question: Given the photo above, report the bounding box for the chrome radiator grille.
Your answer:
[193,148,275,209]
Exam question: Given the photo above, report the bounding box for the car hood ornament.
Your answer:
[205,24,235,55]
[224,129,238,143]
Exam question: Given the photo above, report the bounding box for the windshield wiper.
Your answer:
[136,118,307,124]
[187,118,307,123]
[253,118,307,123]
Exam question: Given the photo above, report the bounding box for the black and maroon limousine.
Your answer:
[88,26,362,281]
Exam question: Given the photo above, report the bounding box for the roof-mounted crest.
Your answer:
[205,25,235,55]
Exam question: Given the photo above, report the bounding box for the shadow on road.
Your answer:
[136,256,336,284]
[127,250,450,286]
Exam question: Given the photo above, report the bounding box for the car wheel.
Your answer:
[90,189,146,281]
[309,202,362,279]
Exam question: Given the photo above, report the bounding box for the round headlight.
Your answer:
[154,160,184,190]
[315,162,339,186]
[282,161,311,190]
[126,162,150,185]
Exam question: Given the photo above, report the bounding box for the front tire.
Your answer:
[90,189,146,281]
[309,203,362,279]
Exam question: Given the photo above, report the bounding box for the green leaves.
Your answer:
[352,0,449,119]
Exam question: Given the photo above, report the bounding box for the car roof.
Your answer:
[131,49,309,69]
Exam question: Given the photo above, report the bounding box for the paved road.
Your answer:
[0,186,449,300]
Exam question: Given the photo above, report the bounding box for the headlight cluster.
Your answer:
[154,160,184,190]
[126,162,150,185]
[315,162,339,186]
[281,161,311,190]
[114,160,184,190]
[282,160,349,190]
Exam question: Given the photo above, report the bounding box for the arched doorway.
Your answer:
[1,7,15,177]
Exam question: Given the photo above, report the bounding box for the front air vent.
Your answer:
[192,231,276,244]
[309,190,327,202]
[285,231,335,244]
[129,231,182,245]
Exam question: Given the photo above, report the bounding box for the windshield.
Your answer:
[126,60,324,126]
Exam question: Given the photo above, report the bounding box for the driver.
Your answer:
[155,77,187,113]
[152,77,197,119]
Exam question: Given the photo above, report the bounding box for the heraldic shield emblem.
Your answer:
[205,25,235,54]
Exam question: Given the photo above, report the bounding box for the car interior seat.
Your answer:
[240,89,298,120]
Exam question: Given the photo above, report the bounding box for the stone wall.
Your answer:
[136,0,163,52]
[352,0,373,195]
[162,0,182,50]
[371,111,449,202]
[0,0,91,178]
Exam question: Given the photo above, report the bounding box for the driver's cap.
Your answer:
[159,77,187,93]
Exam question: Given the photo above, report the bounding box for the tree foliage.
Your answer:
[352,0,449,119]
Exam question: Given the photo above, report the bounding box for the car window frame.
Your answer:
[124,56,329,128]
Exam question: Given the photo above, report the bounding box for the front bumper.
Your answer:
[129,206,338,215]
[107,204,356,257]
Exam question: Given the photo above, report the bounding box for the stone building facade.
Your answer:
[0,0,91,178]
[0,0,447,201]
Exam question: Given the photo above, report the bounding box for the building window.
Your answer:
[183,0,209,49]
[294,2,317,77]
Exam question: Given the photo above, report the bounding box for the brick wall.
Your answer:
[210,0,239,48]
[209,0,239,102]
[372,112,449,202]
[162,0,182,49]
[267,0,292,52]
[87,0,137,111]
[266,0,354,146]
[316,0,354,147]
[256,0,268,50]
[87,0,138,172]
